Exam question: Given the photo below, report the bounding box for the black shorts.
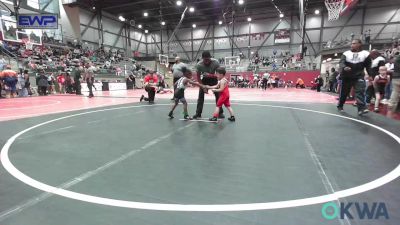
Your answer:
[174,88,186,102]
[202,77,218,86]
[375,83,386,95]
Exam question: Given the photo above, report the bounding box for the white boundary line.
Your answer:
[178,119,219,123]
[0,122,194,221]
[1,103,400,212]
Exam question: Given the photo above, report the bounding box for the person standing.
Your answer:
[388,54,400,114]
[37,69,48,96]
[383,56,395,104]
[372,66,390,112]
[84,63,96,98]
[57,72,65,94]
[193,51,223,119]
[168,68,204,120]
[366,49,385,104]
[0,55,6,71]
[172,57,187,85]
[205,67,236,122]
[17,69,28,97]
[337,39,371,115]
[329,68,339,93]
[315,75,324,92]
[73,64,82,95]
[171,57,187,100]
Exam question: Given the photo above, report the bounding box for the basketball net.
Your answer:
[22,38,33,50]
[325,0,345,21]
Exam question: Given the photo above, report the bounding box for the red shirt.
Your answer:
[57,75,65,84]
[144,74,158,89]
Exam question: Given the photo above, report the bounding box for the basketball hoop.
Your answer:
[325,0,345,21]
[22,38,33,50]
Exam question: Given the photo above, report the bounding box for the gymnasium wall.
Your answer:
[78,8,146,54]
[146,0,399,62]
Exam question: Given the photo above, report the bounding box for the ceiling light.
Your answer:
[118,16,126,22]
[176,0,182,6]
[315,9,320,15]
[218,21,222,25]
[161,21,166,26]
[189,7,195,12]
[192,24,196,28]
[144,12,148,17]
[247,17,252,22]
[279,13,284,18]
[145,30,149,33]
[238,0,244,5]
[138,24,142,28]
[92,6,95,10]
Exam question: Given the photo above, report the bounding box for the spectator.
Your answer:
[2,66,18,98]
[37,69,48,96]
[0,55,6,70]
[388,54,400,114]
[57,72,66,94]
[366,49,386,104]
[315,75,324,92]
[373,66,390,112]
[329,68,339,93]
[65,73,74,94]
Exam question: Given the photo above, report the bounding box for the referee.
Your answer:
[193,51,224,119]
[337,39,372,115]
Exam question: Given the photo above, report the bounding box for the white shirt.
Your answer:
[385,63,394,71]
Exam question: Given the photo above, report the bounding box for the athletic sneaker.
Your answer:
[337,106,344,112]
[218,114,225,119]
[209,117,218,122]
[168,111,174,119]
[358,109,369,116]
[381,99,388,105]
[228,116,236,122]
[184,115,192,120]
[193,114,201,119]
[140,95,144,102]
[374,107,380,113]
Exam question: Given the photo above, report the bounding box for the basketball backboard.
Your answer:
[340,0,359,15]
[225,56,240,68]
[159,54,169,66]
